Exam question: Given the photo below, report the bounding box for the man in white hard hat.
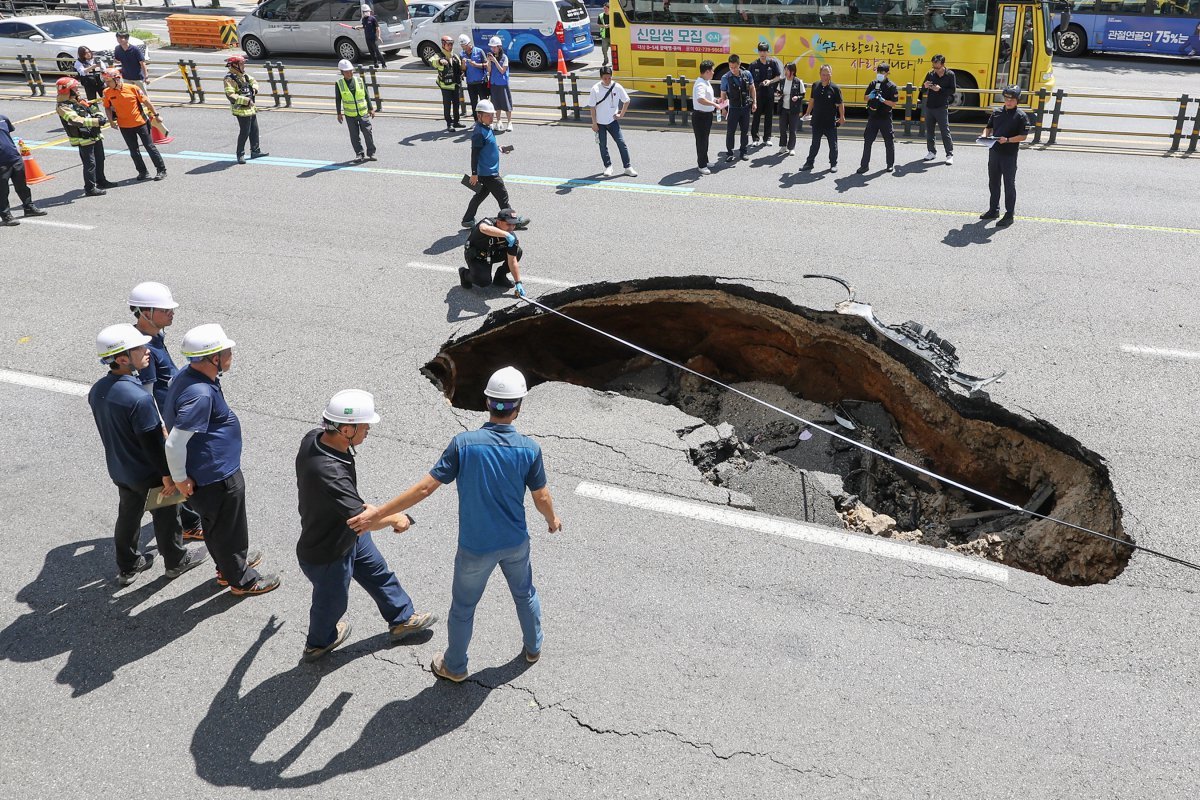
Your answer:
[462,99,528,231]
[163,324,280,597]
[295,390,437,662]
[128,280,205,542]
[335,59,376,163]
[88,324,208,586]
[460,34,488,119]
[350,367,562,682]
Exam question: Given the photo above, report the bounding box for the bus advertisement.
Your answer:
[608,0,1056,109]
[1053,0,1200,58]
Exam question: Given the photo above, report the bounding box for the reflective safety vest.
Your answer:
[224,72,258,117]
[337,76,369,117]
[434,51,462,91]
[57,99,105,147]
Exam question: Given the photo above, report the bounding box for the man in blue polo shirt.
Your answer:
[349,366,562,682]
[163,323,280,597]
[112,32,148,88]
[460,34,488,119]
[88,323,207,586]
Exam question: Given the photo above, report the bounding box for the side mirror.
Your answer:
[29,34,45,43]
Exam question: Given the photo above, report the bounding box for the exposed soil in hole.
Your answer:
[423,277,1130,585]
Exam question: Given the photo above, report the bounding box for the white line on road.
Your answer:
[22,219,96,231]
[0,369,89,397]
[574,481,1010,582]
[407,261,576,287]
[1120,344,1200,361]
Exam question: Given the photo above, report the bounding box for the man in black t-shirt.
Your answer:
[801,65,845,172]
[747,43,782,147]
[922,54,957,163]
[980,86,1029,227]
[295,390,436,662]
[858,62,899,173]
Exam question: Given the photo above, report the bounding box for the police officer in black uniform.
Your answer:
[801,65,845,172]
[980,85,1029,227]
[461,207,527,293]
[858,62,899,173]
[747,42,781,147]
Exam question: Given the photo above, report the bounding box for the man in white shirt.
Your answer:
[691,59,724,175]
[588,66,636,178]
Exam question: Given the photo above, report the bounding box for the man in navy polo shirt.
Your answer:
[89,323,207,586]
[349,367,562,682]
[112,32,148,88]
[163,323,280,597]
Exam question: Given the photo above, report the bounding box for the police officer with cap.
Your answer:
[461,208,527,292]
[88,324,208,586]
[295,390,438,662]
[349,367,562,682]
[980,85,1029,227]
[857,62,899,174]
[747,42,781,147]
[163,323,280,597]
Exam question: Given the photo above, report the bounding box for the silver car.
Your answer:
[237,0,412,62]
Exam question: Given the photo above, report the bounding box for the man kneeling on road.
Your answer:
[460,207,527,292]
[350,367,561,682]
[295,390,436,662]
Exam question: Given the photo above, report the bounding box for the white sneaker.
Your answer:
[506,120,514,130]
[624,166,637,177]
[751,138,762,147]
[602,165,615,177]
[788,149,795,155]
[492,123,501,131]
[699,166,711,175]
[923,150,936,161]
[945,154,954,165]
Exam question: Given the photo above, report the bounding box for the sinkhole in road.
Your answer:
[423,277,1129,585]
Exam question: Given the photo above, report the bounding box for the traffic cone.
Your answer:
[556,48,567,76]
[150,120,174,145]
[17,140,53,185]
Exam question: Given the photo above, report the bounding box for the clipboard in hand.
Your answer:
[145,486,187,512]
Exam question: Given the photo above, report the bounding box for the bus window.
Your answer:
[1015,15,1034,90]
[995,4,1017,89]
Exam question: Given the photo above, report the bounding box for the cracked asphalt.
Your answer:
[1,87,1198,798]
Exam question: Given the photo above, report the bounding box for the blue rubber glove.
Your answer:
[514,281,525,297]
[867,91,877,100]
[504,231,517,247]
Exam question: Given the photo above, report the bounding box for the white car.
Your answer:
[0,16,145,74]
[409,1,450,30]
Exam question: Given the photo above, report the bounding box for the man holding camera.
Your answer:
[922,54,956,164]
[858,62,898,174]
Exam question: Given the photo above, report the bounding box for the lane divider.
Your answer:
[406,261,575,287]
[1120,344,1200,361]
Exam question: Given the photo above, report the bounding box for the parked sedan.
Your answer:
[0,16,144,73]
[409,0,450,29]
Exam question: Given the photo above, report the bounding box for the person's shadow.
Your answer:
[779,169,824,188]
[895,157,937,176]
[658,168,699,186]
[424,230,468,255]
[398,129,470,147]
[0,535,237,697]
[296,159,359,178]
[445,284,497,322]
[192,617,531,789]
[554,174,605,195]
[942,220,999,247]
[34,187,85,208]
[834,172,870,193]
[186,159,238,176]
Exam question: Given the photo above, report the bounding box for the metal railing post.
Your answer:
[1187,98,1200,155]
[569,72,580,121]
[902,82,914,137]
[1047,89,1064,146]
[189,59,204,104]
[177,59,195,103]
[1169,93,1189,151]
[18,55,37,97]
[679,75,690,127]
[22,55,45,96]
[556,72,567,121]
[1031,88,1047,144]
[665,75,676,125]
[276,61,292,108]
[265,61,280,107]
[369,64,383,113]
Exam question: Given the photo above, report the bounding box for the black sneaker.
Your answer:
[1,213,18,226]
[230,573,281,597]
[236,155,246,165]
[458,267,472,289]
[365,154,378,161]
[136,173,151,181]
[85,188,107,197]
[153,171,167,181]
[830,165,838,173]
[165,548,208,579]
[996,213,1015,227]
[856,166,869,174]
[725,155,736,164]
[739,153,749,161]
[99,181,119,189]
[118,554,155,587]
[979,209,1000,220]
[460,218,474,229]
[513,216,530,230]
[800,163,813,172]
[885,165,894,172]
[492,273,514,290]
[353,153,366,164]
[250,151,269,159]
[22,204,47,217]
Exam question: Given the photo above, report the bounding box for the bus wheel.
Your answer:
[520,45,547,71]
[241,36,267,60]
[1055,26,1088,57]
[336,37,362,63]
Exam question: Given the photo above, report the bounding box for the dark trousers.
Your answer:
[860,115,895,169]
[988,149,1018,214]
[181,501,202,532]
[466,82,488,116]
[0,161,33,215]
[114,480,187,573]
[725,106,750,156]
[78,141,107,191]
[805,123,838,167]
[345,115,375,157]
[778,107,801,150]
[367,38,384,67]
[441,87,462,126]
[692,110,713,168]
[235,114,261,158]
[464,174,510,222]
[189,469,261,590]
[298,531,414,649]
[119,124,165,176]
[597,120,630,168]
[751,90,774,141]
[464,244,521,286]
[925,104,953,154]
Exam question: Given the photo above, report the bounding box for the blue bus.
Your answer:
[1054,0,1200,57]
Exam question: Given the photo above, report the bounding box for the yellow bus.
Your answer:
[608,0,1055,109]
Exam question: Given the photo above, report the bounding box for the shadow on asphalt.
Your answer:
[425,230,469,255]
[186,160,238,176]
[658,168,700,186]
[398,129,471,147]
[834,172,870,193]
[192,617,531,789]
[445,284,499,322]
[553,174,605,194]
[778,169,826,187]
[942,220,1001,247]
[296,159,360,178]
[0,534,238,697]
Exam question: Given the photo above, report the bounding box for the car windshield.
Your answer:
[39,19,107,39]
[557,0,586,21]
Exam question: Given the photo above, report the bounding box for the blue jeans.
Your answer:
[597,120,631,169]
[444,538,541,675]
[298,531,414,649]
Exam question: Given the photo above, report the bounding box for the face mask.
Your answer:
[876,73,886,82]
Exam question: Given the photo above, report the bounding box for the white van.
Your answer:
[412,0,592,71]
[237,0,412,62]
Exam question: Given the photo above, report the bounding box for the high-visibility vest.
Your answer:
[337,77,369,117]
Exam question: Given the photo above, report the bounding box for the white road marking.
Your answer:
[574,481,1011,583]
[406,260,576,287]
[1120,344,1200,361]
[0,369,89,397]
[22,220,96,231]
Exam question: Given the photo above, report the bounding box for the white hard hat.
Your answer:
[488,36,503,47]
[458,34,471,46]
[337,58,354,71]
[128,281,179,310]
[485,366,528,400]
[361,4,371,11]
[96,323,151,360]
[180,323,236,359]
[323,389,380,425]
[476,99,495,114]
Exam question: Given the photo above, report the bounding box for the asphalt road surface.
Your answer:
[0,77,1198,799]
